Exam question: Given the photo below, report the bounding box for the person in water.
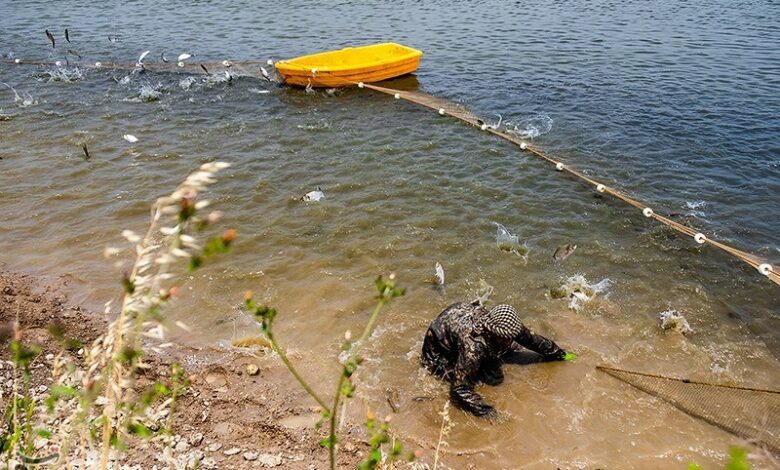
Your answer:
[421,301,567,419]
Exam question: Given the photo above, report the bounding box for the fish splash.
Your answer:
[125,83,165,102]
[493,222,529,260]
[34,66,85,83]
[550,274,611,311]
[658,309,693,335]
[505,114,553,139]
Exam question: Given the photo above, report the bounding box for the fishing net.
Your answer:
[362,83,483,126]
[597,365,780,454]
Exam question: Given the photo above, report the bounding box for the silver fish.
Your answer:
[301,187,324,202]
[434,262,445,285]
[553,244,577,262]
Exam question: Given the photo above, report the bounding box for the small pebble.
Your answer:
[206,442,222,452]
[189,432,204,446]
[243,451,258,461]
[223,447,241,456]
[246,364,260,376]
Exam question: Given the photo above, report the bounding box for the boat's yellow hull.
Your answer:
[275,43,423,88]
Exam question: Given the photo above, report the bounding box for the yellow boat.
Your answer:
[274,42,423,88]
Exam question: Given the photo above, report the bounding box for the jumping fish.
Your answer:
[434,262,445,286]
[553,244,577,262]
[136,50,150,68]
[260,66,271,81]
[64,28,71,43]
[160,52,169,63]
[45,29,55,49]
[301,187,324,202]
[81,143,90,160]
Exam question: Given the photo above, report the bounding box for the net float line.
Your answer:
[358,82,779,286]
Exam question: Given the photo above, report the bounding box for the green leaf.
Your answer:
[121,274,135,294]
[187,256,204,272]
[35,428,52,439]
[118,347,142,365]
[725,447,751,470]
[563,352,578,362]
[319,436,336,449]
[127,422,154,438]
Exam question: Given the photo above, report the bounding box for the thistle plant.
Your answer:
[245,274,417,470]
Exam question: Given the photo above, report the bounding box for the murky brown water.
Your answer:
[2,0,779,468]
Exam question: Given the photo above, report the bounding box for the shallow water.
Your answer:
[1,0,779,467]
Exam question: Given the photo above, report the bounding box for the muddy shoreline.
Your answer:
[0,270,435,469]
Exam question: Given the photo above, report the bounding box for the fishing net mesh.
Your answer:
[598,366,780,454]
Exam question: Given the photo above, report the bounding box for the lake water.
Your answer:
[1,1,779,468]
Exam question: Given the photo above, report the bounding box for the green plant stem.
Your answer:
[329,299,387,470]
[266,332,329,411]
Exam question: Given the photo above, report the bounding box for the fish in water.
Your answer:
[81,143,90,160]
[136,50,150,66]
[160,52,169,63]
[434,262,445,286]
[107,35,120,43]
[385,387,400,413]
[553,244,577,262]
[45,29,55,49]
[64,28,71,43]
[301,187,324,202]
[67,49,81,59]
[260,66,271,81]
[200,64,210,75]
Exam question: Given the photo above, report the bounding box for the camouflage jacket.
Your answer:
[421,302,565,418]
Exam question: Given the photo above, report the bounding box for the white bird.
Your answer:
[434,262,445,285]
[122,134,138,143]
[301,187,325,202]
[260,66,270,81]
[222,60,232,67]
[177,53,192,62]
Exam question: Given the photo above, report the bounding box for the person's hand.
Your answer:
[543,349,567,361]
[477,405,498,420]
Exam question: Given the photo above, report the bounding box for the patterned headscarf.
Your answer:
[483,304,523,338]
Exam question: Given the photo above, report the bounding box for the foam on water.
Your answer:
[125,83,164,102]
[658,309,693,335]
[34,66,85,83]
[493,222,529,260]
[179,76,197,90]
[505,114,553,139]
[552,274,612,311]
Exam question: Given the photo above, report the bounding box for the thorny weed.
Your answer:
[1,162,233,469]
